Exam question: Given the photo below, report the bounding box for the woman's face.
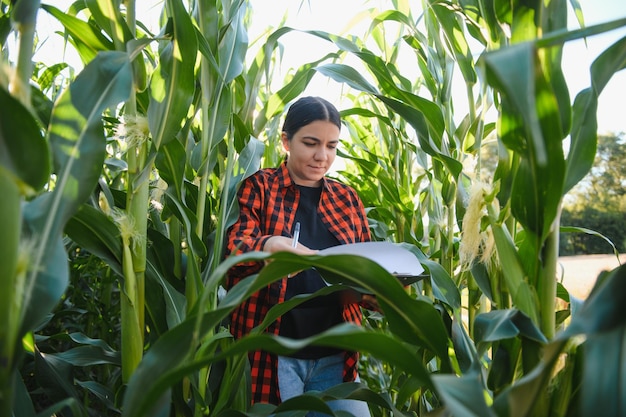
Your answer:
[282,120,340,187]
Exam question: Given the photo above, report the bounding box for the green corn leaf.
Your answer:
[490,222,539,324]
[473,309,547,346]
[266,252,451,367]
[480,42,547,165]
[75,380,116,410]
[155,138,187,200]
[494,263,626,417]
[315,63,379,94]
[40,4,114,63]
[430,2,477,85]
[559,225,620,258]
[433,372,496,417]
[66,203,187,331]
[162,188,207,258]
[20,51,131,336]
[13,375,37,417]
[222,137,265,232]
[218,5,247,84]
[565,36,626,192]
[123,251,441,416]
[253,56,330,134]
[65,204,123,276]
[0,88,50,192]
[148,0,197,149]
[0,171,21,381]
[85,0,134,45]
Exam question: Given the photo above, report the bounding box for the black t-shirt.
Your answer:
[279,185,343,358]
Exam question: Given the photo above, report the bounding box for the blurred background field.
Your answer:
[559,253,626,299]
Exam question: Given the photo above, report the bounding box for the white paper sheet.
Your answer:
[318,241,425,283]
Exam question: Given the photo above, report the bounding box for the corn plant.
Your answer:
[253,0,626,415]
[2,0,626,416]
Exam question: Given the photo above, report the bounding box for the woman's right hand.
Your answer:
[263,236,317,278]
[263,236,317,255]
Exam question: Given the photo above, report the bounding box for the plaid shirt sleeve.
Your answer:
[224,171,272,287]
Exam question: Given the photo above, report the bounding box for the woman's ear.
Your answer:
[281,132,290,152]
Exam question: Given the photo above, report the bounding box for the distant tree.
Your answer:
[560,132,626,254]
[565,132,626,212]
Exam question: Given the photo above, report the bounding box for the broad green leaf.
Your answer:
[315,63,379,94]
[0,87,50,191]
[46,51,132,224]
[541,10,572,140]
[65,204,123,276]
[480,42,547,165]
[589,35,626,94]
[265,252,451,366]
[223,137,265,231]
[50,346,120,367]
[430,2,477,85]
[559,225,620,258]
[66,204,187,331]
[85,0,133,45]
[306,29,362,53]
[274,394,334,415]
[565,37,626,192]
[148,0,197,149]
[85,0,149,91]
[565,89,598,193]
[41,4,114,63]
[0,172,21,372]
[18,232,68,338]
[374,95,462,178]
[145,229,187,329]
[21,51,131,336]
[124,251,439,416]
[470,262,495,303]
[253,60,324,133]
[490,222,538,324]
[416,256,461,311]
[369,9,418,33]
[163,188,207,257]
[494,264,626,417]
[13,375,37,417]
[75,380,116,410]
[563,264,626,337]
[508,45,565,239]
[473,309,547,347]
[218,4,247,84]
[433,372,496,417]
[34,346,80,401]
[156,138,187,199]
[562,263,626,415]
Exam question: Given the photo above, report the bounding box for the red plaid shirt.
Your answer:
[225,161,371,405]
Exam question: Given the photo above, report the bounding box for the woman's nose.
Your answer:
[314,148,328,160]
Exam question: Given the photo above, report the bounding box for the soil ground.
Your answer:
[557,253,626,299]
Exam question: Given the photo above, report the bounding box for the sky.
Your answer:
[25,0,626,134]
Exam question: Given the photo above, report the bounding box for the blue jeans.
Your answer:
[277,353,371,417]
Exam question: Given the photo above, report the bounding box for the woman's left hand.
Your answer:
[361,294,381,312]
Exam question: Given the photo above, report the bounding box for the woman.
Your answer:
[225,96,374,416]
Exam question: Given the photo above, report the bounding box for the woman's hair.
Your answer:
[282,96,341,140]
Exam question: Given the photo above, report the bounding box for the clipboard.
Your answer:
[318,241,426,285]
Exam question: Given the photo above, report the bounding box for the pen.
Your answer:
[292,222,300,248]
